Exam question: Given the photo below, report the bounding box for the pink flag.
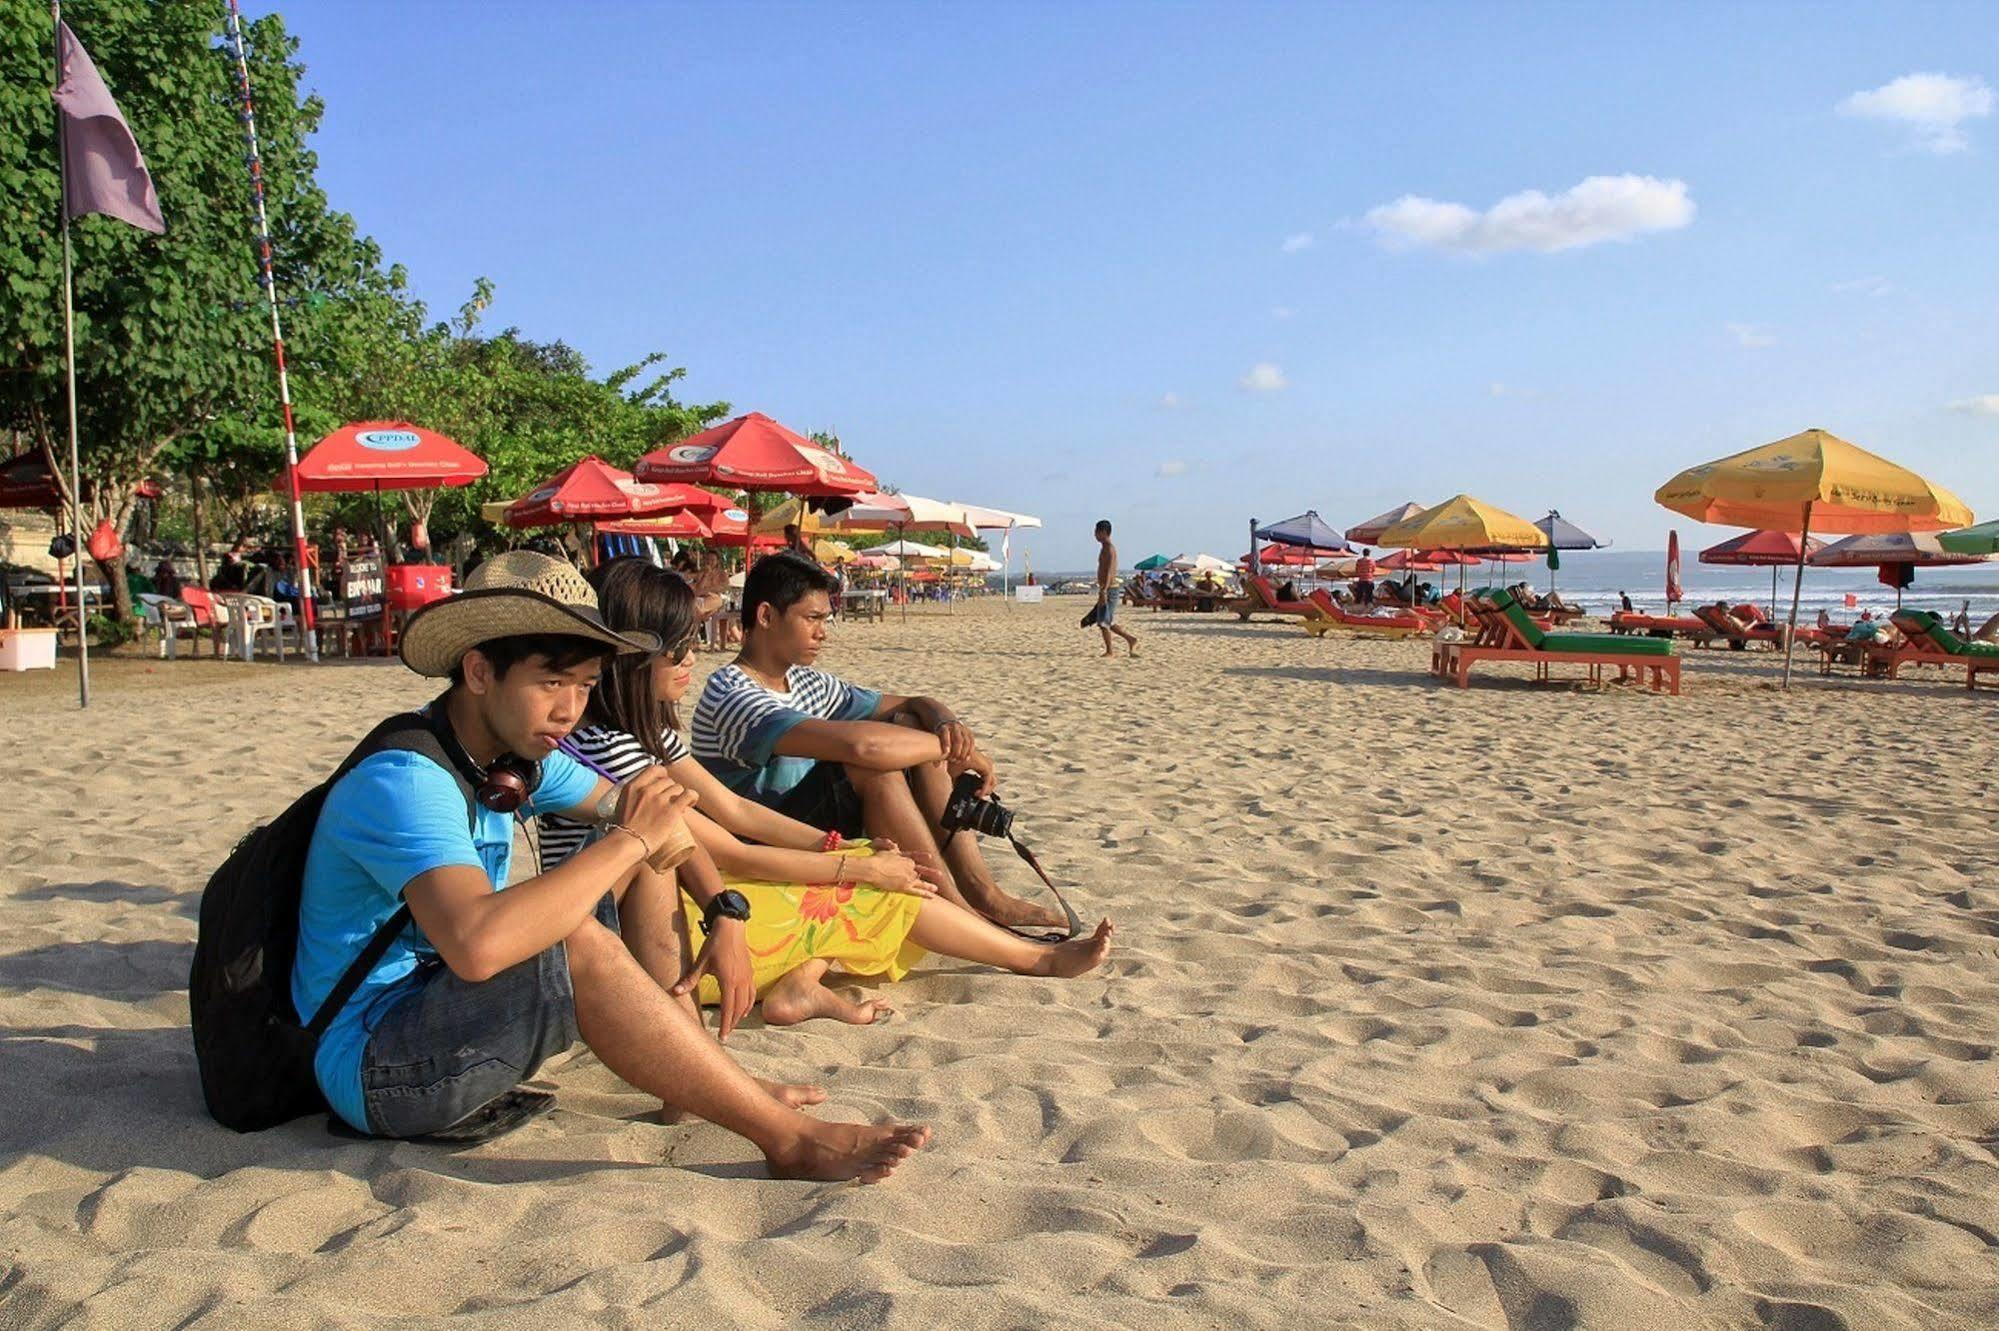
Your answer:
[53,22,164,234]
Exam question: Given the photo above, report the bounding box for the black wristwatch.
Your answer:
[703,889,751,929]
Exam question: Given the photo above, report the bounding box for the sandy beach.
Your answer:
[4,598,1998,1329]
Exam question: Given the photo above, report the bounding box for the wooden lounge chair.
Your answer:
[1609,609,1716,645]
[1867,610,1999,686]
[1228,574,1314,621]
[1303,589,1429,638]
[1433,589,1680,693]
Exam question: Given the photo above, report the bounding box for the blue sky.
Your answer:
[267,1,1998,571]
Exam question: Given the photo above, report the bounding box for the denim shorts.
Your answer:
[360,893,618,1138]
[1098,585,1120,626]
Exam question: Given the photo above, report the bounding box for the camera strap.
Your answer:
[997,831,1084,943]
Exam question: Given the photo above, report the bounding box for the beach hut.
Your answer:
[1657,428,1973,685]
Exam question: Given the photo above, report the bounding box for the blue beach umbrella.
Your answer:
[1534,510,1608,596]
[1255,510,1355,553]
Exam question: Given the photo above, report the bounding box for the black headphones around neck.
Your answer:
[427,697,543,814]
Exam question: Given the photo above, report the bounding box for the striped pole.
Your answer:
[223,0,317,660]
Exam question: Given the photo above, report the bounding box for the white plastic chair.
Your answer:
[136,592,200,659]
[221,594,288,662]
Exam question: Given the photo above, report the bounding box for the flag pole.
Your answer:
[53,0,89,708]
[224,0,318,661]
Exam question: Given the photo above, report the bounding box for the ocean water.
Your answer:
[1028,550,1999,620]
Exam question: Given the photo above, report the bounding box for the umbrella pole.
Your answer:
[898,522,907,624]
[373,482,392,656]
[1780,503,1811,690]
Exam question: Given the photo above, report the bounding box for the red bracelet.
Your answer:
[820,829,843,852]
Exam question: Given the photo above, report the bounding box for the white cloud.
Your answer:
[1948,394,1999,416]
[1831,275,1894,296]
[1488,381,1541,399]
[1239,362,1288,392]
[1158,391,1188,411]
[1280,232,1313,253]
[1727,322,1776,348]
[1156,459,1189,477]
[1363,174,1695,255]
[1839,73,1993,153]
[1271,305,1294,320]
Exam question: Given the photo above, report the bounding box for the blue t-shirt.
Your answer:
[291,744,597,1133]
[690,664,881,806]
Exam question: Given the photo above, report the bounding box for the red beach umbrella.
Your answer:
[1701,528,1828,611]
[502,456,719,528]
[634,413,876,496]
[293,421,487,492]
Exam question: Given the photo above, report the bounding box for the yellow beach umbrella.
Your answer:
[1376,495,1546,600]
[813,538,857,564]
[1656,428,1971,535]
[754,495,827,536]
[1655,427,1974,687]
[1376,494,1549,551]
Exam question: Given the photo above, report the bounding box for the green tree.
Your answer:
[0,1,411,621]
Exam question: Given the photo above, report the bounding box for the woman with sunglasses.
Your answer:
[538,558,1112,1027]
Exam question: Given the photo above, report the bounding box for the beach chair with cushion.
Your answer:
[1609,609,1716,646]
[1434,589,1680,694]
[1302,588,1430,638]
[1874,610,1999,687]
[1228,574,1314,621]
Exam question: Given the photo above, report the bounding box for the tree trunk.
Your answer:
[192,476,211,587]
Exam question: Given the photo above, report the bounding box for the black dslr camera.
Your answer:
[936,773,1083,943]
[940,771,1013,840]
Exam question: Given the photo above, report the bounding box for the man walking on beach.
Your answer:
[288,552,926,1181]
[1093,519,1138,658]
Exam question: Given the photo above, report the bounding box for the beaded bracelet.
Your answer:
[820,829,843,852]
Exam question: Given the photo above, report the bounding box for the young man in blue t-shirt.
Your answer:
[691,553,1066,933]
[293,551,926,1183]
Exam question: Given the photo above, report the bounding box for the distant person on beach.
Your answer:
[1619,590,1634,613]
[691,552,1070,934]
[1354,549,1376,605]
[541,559,1112,1024]
[1092,520,1138,658]
[287,551,926,1182]
[784,524,816,563]
[1951,601,1972,637]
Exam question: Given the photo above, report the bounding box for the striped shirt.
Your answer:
[691,663,881,807]
[536,724,691,873]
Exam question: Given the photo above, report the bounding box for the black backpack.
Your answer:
[189,710,480,1132]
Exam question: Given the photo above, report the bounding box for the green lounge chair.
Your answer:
[1891,609,1999,689]
[1434,589,1679,693]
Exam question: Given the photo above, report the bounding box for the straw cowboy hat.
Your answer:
[399,550,661,677]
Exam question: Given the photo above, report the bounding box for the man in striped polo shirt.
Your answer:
[693,553,1067,933]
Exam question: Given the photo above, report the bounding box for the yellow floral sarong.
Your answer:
[681,844,927,1007]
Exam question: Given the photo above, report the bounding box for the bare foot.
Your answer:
[1033,918,1115,977]
[762,969,894,1027]
[768,1121,931,1184]
[968,889,1068,932]
[1101,649,1115,657]
[761,1078,829,1108]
